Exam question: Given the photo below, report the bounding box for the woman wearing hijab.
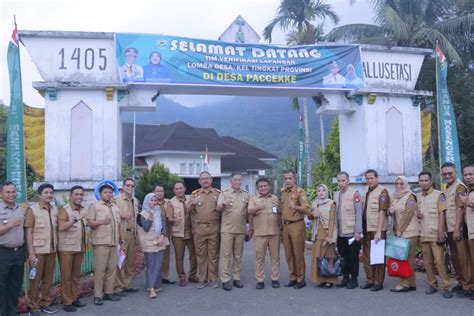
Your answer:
[143,51,170,81]
[310,184,338,287]
[137,193,169,298]
[389,176,419,292]
[344,64,364,88]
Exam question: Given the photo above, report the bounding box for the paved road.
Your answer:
[52,240,472,316]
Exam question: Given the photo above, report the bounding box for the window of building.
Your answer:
[196,163,202,174]
[188,163,195,175]
[179,163,186,174]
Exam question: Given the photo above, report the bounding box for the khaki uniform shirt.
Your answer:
[24,201,57,252]
[57,204,87,253]
[156,199,170,237]
[114,194,139,234]
[218,188,249,234]
[418,187,447,242]
[0,203,25,248]
[190,188,220,224]
[165,196,193,239]
[249,194,280,236]
[280,186,310,221]
[363,186,390,232]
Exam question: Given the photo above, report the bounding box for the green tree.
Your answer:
[135,162,181,203]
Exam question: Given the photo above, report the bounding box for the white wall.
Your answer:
[143,153,223,176]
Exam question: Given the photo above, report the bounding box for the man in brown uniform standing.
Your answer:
[114,178,139,295]
[280,170,310,289]
[57,186,88,312]
[440,162,470,297]
[462,164,474,300]
[154,184,175,285]
[25,183,58,315]
[217,172,249,291]
[188,171,221,289]
[417,171,453,298]
[360,169,389,292]
[248,177,281,289]
[165,181,198,287]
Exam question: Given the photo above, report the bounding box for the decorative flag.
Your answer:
[24,104,45,177]
[7,23,27,203]
[297,113,306,187]
[204,145,210,166]
[435,45,462,175]
[421,110,432,158]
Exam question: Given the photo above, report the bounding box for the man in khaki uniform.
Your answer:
[188,171,221,289]
[25,183,58,315]
[360,169,390,292]
[114,178,139,295]
[248,177,281,289]
[87,183,125,306]
[58,186,88,312]
[417,171,453,298]
[154,184,175,285]
[279,170,310,289]
[217,172,249,291]
[440,162,470,297]
[462,165,474,299]
[165,181,198,287]
[0,182,26,316]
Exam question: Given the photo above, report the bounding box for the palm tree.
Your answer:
[325,0,473,65]
[263,0,339,186]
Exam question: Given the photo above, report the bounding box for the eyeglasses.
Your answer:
[125,184,135,187]
[441,172,454,176]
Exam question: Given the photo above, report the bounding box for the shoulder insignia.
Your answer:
[214,188,221,193]
[192,189,200,195]
[354,192,361,203]
[379,194,386,201]
[280,188,285,192]
[408,198,416,206]
[440,194,446,202]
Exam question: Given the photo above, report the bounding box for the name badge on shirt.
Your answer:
[272,206,277,214]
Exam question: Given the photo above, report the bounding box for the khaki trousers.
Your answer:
[29,252,56,312]
[219,232,245,283]
[447,232,470,289]
[59,252,84,305]
[115,231,136,291]
[172,237,197,280]
[161,244,171,280]
[194,225,220,282]
[422,241,451,290]
[361,231,386,285]
[282,221,306,283]
[466,239,474,290]
[255,235,280,282]
[311,240,337,285]
[398,237,418,288]
[94,245,118,298]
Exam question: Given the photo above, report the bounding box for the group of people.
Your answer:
[1,164,474,315]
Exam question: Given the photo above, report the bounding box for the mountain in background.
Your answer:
[121,96,334,160]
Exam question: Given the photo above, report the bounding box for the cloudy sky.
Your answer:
[0,0,374,107]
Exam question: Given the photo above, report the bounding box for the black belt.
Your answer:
[126,229,136,232]
[282,219,304,225]
[197,221,218,226]
[0,245,24,252]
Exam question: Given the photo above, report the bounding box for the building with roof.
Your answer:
[122,121,276,194]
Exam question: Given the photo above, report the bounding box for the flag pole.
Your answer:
[435,40,442,174]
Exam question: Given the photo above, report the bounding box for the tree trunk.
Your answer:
[303,98,312,187]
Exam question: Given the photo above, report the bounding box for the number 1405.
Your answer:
[58,48,107,71]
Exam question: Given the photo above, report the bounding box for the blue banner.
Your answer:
[436,47,461,175]
[115,33,365,90]
[297,114,306,187]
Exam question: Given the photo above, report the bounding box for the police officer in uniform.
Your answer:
[165,181,198,286]
[25,183,58,315]
[248,177,281,289]
[217,172,249,291]
[280,170,310,289]
[360,169,390,292]
[87,183,125,306]
[462,164,474,299]
[114,178,140,295]
[417,171,453,299]
[440,162,470,296]
[0,182,26,316]
[57,186,88,312]
[188,171,221,289]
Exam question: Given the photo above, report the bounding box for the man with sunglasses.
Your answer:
[441,162,470,297]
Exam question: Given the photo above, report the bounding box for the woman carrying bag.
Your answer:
[388,176,419,293]
[137,193,169,298]
[310,184,338,288]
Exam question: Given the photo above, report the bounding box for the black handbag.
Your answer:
[317,244,345,277]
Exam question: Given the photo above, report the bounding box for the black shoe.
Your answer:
[346,279,358,289]
[370,284,384,292]
[408,287,416,291]
[103,294,120,301]
[72,300,86,308]
[233,280,244,288]
[222,282,232,291]
[452,284,463,292]
[256,282,265,289]
[294,281,307,289]
[284,280,297,287]
[162,279,176,285]
[63,305,77,313]
[272,280,280,288]
[455,290,473,298]
[114,291,127,297]
[443,290,453,299]
[40,306,58,314]
[336,279,349,288]
[323,283,333,289]
[93,297,103,306]
[124,287,139,293]
[360,282,373,289]
[425,287,437,295]
[390,287,409,293]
